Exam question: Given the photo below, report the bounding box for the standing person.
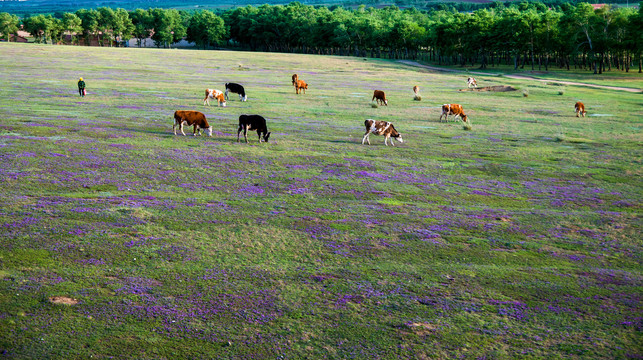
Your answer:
[77,77,86,97]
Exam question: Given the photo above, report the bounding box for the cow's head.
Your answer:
[206,126,213,137]
[461,114,469,123]
[263,132,271,143]
[217,94,227,107]
[394,133,403,143]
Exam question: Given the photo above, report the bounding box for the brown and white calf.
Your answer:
[292,74,298,86]
[440,104,469,123]
[362,119,403,146]
[575,101,587,117]
[372,90,388,106]
[467,77,477,88]
[413,86,420,96]
[173,110,212,137]
[237,115,271,143]
[295,80,308,94]
[203,88,227,107]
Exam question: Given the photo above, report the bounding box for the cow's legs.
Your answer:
[224,90,229,101]
[237,126,242,142]
[180,122,186,136]
[362,132,370,145]
[244,128,249,143]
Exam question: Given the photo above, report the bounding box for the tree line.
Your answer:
[1,1,642,73]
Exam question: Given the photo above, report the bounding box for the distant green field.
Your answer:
[0,43,641,359]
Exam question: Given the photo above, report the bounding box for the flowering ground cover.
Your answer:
[0,43,641,359]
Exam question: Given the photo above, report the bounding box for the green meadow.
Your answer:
[0,43,641,359]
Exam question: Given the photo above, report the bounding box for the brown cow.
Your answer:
[575,101,587,117]
[439,104,469,123]
[372,90,388,106]
[362,119,403,146]
[203,88,227,107]
[295,80,308,94]
[467,77,477,88]
[413,86,420,96]
[173,110,212,137]
[292,74,298,85]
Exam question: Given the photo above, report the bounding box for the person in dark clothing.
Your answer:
[78,77,86,97]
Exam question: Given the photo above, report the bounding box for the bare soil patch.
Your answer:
[48,296,79,305]
[459,85,517,92]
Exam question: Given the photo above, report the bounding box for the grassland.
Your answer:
[0,43,641,359]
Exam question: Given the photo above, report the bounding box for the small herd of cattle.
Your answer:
[174,75,587,146]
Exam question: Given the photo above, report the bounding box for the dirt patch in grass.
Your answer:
[459,85,517,92]
[48,296,79,305]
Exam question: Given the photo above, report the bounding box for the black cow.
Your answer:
[225,83,247,102]
[237,115,271,143]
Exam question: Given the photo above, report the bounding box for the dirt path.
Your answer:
[398,60,642,93]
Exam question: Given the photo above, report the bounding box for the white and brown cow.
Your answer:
[173,110,212,137]
[439,104,469,123]
[575,101,587,117]
[362,119,403,146]
[467,77,477,88]
[372,90,388,106]
[203,88,227,107]
[291,74,298,86]
[413,85,420,96]
[295,79,308,94]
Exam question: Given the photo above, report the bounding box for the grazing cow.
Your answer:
[237,115,271,143]
[225,83,247,102]
[413,85,420,96]
[372,90,388,106]
[173,110,212,137]
[440,104,469,123]
[203,89,227,107]
[292,74,298,85]
[467,77,477,88]
[362,119,403,146]
[575,101,587,117]
[295,80,308,94]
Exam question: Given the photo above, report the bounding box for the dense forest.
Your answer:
[1,1,642,73]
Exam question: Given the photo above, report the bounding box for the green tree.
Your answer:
[23,14,53,44]
[112,8,134,47]
[76,9,100,46]
[97,7,115,46]
[62,12,82,45]
[0,12,19,42]
[149,8,186,48]
[130,9,152,47]
[186,10,226,49]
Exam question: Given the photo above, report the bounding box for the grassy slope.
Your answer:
[0,43,641,359]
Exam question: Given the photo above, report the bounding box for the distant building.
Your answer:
[592,4,607,9]
[1,34,28,43]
